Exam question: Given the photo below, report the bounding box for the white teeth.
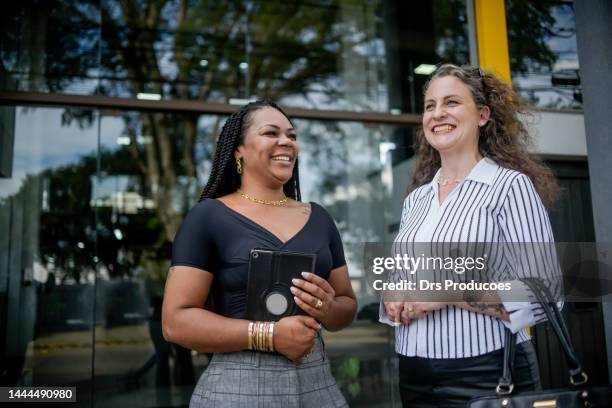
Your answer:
[433,125,455,133]
[272,155,291,162]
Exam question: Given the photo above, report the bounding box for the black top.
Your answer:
[171,199,346,318]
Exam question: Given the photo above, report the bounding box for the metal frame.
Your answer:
[0,91,421,126]
[466,0,479,66]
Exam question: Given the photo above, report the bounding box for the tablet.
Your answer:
[245,248,316,321]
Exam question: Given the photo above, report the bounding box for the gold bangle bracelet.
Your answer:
[251,322,257,350]
[268,322,275,352]
[250,321,275,352]
[261,322,266,351]
[261,322,268,351]
[255,321,260,350]
[247,321,254,350]
[258,322,264,351]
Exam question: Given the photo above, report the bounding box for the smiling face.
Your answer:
[235,107,299,186]
[422,75,490,155]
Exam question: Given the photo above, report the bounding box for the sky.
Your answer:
[0,107,121,199]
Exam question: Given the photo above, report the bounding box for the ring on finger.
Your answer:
[314,298,323,310]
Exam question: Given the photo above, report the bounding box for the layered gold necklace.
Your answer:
[237,188,288,206]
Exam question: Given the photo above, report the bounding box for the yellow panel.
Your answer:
[475,0,511,81]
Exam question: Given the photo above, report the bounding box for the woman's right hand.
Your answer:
[274,315,319,363]
[384,301,404,324]
[385,301,432,324]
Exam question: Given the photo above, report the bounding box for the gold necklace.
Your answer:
[237,188,288,206]
[437,173,462,186]
[438,158,481,186]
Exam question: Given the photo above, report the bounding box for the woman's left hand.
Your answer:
[291,272,335,321]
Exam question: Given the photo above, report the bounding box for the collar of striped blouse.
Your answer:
[429,157,499,192]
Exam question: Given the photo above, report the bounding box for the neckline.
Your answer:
[212,199,315,246]
[432,157,486,186]
[432,157,486,207]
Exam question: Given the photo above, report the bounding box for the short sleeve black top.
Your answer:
[171,199,346,318]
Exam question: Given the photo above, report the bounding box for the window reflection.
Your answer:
[0,1,100,94]
[3,1,470,115]
[95,111,414,406]
[0,103,418,406]
[507,0,581,109]
[93,111,218,406]
[0,106,97,402]
[0,0,476,405]
[295,118,413,406]
[98,0,390,110]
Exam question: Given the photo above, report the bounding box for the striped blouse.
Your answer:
[380,157,558,358]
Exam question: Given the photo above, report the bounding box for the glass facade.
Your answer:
[0,0,601,406]
[0,106,98,402]
[0,105,413,406]
[1,0,469,114]
[506,0,582,110]
[13,1,593,407]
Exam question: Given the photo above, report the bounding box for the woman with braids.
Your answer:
[162,100,355,407]
[380,64,560,407]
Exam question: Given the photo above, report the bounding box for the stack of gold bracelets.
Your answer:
[247,321,275,352]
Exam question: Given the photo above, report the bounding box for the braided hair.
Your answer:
[198,100,302,202]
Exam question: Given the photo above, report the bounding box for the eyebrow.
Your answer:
[424,94,462,103]
[257,124,296,131]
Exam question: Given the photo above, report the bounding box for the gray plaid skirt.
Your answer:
[190,334,348,407]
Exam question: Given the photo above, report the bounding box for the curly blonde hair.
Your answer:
[410,64,559,208]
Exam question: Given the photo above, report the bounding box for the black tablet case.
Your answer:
[245,249,316,321]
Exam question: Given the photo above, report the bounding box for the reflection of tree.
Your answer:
[33,0,359,243]
[297,120,389,247]
[0,151,166,283]
[99,1,344,101]
[427,0,574,110]
[506,0,560,75]
[506,1,580,109]
[40,157,97,284]
[428,0,565,77]
[4,1,572,276]
[114,111,200,241]
[432,0,470,64]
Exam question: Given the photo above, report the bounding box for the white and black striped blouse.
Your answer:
[380,157,558,358]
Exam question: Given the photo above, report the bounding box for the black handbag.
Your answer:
[468,277,612,408]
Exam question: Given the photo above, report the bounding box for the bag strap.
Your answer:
[496,278,588,396]
[523,278,587,384]
[496,329,517,395]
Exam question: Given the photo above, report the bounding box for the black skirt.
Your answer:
[398,341,541,408]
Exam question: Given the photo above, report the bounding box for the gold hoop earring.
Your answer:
[236,158,242,174]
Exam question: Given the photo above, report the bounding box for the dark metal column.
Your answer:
[574,0,612,382]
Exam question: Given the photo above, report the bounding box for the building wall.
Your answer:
[0,1,601,406]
